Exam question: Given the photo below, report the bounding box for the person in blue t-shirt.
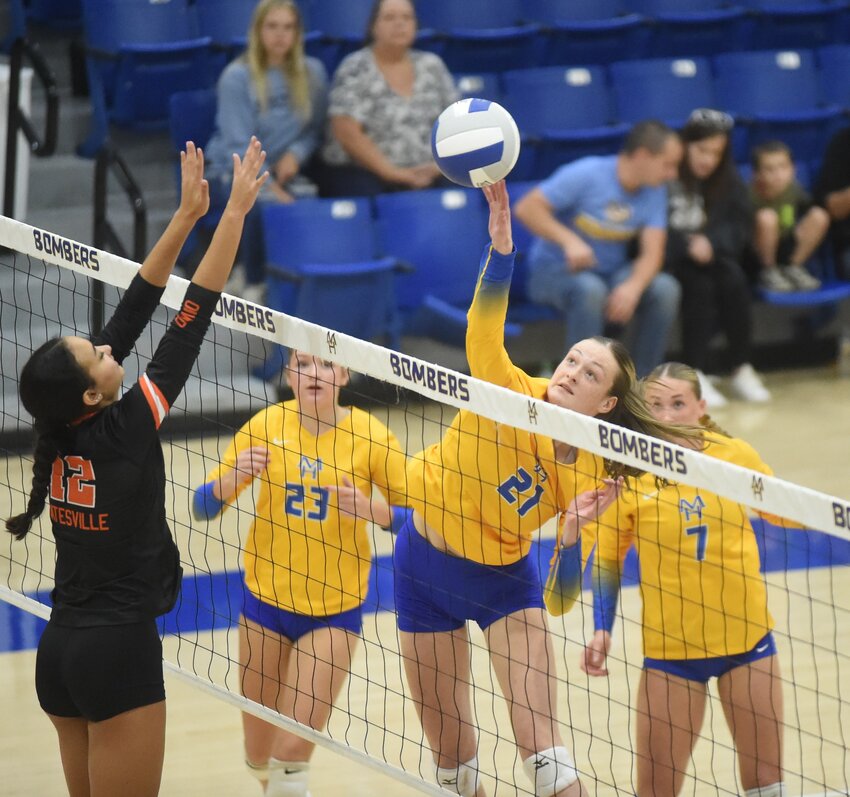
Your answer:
[514,121,683,377]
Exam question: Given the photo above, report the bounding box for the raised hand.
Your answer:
[178,141,210,222]
[482,180,513,255]
[227,137,269,217]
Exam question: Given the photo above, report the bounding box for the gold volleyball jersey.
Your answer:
[406,246,605,566]
[594,432,776,659]
[206,401,408,615]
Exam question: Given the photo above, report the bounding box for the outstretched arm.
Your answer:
[191,137,267,293]
[483,180,513,255]
[140,142,210,287]
[142,139,267,418]
[94,143,212,359]
[465,181,519,386]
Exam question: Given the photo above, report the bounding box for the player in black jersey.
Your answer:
[6,138,267,797]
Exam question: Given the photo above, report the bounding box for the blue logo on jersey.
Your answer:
[679,495,705,521]
[299,456,323,479]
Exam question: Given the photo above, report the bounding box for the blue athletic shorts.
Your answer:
[644,632,777,684]
[393,514,545,633]
[242,589,363,642]
[36,619,164,722]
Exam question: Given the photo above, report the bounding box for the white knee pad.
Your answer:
[245,757,268,783]
[265,759,311,797]
[523,746,578,797]
[745,784,786,797]
[436,757,480,796]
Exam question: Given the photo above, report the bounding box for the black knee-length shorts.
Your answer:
[35,619,165,722]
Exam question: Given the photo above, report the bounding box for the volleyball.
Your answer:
[431,98,521,188]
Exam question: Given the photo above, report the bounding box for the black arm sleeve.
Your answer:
[144,282,221,409]
[664,227,691,268]
[814,127,850,205]
[92,273,165,364]
[704,179,754,263]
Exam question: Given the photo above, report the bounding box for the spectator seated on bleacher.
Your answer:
[319,0,457,198]
[666,108,769,408]
[814,125,850,283]
[750,140,827,293]
[514,120,682,379]
[203,0,327,303]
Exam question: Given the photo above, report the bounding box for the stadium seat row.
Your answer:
[484,47,850,180]
[63,0,850,156]
[25,0,850,71]
[258,185,551,360]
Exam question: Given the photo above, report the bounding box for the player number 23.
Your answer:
[497,467,544,517]
[284,483,329,521]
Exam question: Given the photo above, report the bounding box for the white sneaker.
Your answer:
[781,264,821,292]
[728,363,771,402]
[759,267,795,292]
[696,370,728,408]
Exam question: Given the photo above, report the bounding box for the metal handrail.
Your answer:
[91,144,147,333]
[3,36,59,219]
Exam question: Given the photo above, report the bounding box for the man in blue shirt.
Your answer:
[515,120,683,377]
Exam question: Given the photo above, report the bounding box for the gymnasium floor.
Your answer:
[2,366,849,796]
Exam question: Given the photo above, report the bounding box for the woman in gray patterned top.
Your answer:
[320,0,458,197]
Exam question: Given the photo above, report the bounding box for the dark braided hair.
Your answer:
[6,338,92,540]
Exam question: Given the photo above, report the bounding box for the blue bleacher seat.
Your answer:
[259,198,401,377]
[415,0,542,73]
[713,48,842,165]
[79,0,215,156]
[758,248,850,307]
[501,66,628,179]
[168,89,220,264]
[610,56,715,128]
[454,72,502,104]
[3,0,27,50]
[27,0,83,29]
[625,0,749,57]
[306,0,372,74]
[194,0,255,73]
[375,188,521,345]
[521,0,649,66]
[742,0,849,50]
[817,44,850,110]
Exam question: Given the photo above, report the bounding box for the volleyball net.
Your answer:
[1,213,849,796]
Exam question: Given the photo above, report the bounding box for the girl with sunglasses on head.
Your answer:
[666,108,770,408]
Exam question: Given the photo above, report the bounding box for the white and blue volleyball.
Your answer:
[431,99,521,188]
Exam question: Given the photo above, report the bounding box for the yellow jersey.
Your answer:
[594,432,775,659]
[405,246,606,566]
[204,401,408,615]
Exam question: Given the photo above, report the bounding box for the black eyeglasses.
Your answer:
[687,108,734,132]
